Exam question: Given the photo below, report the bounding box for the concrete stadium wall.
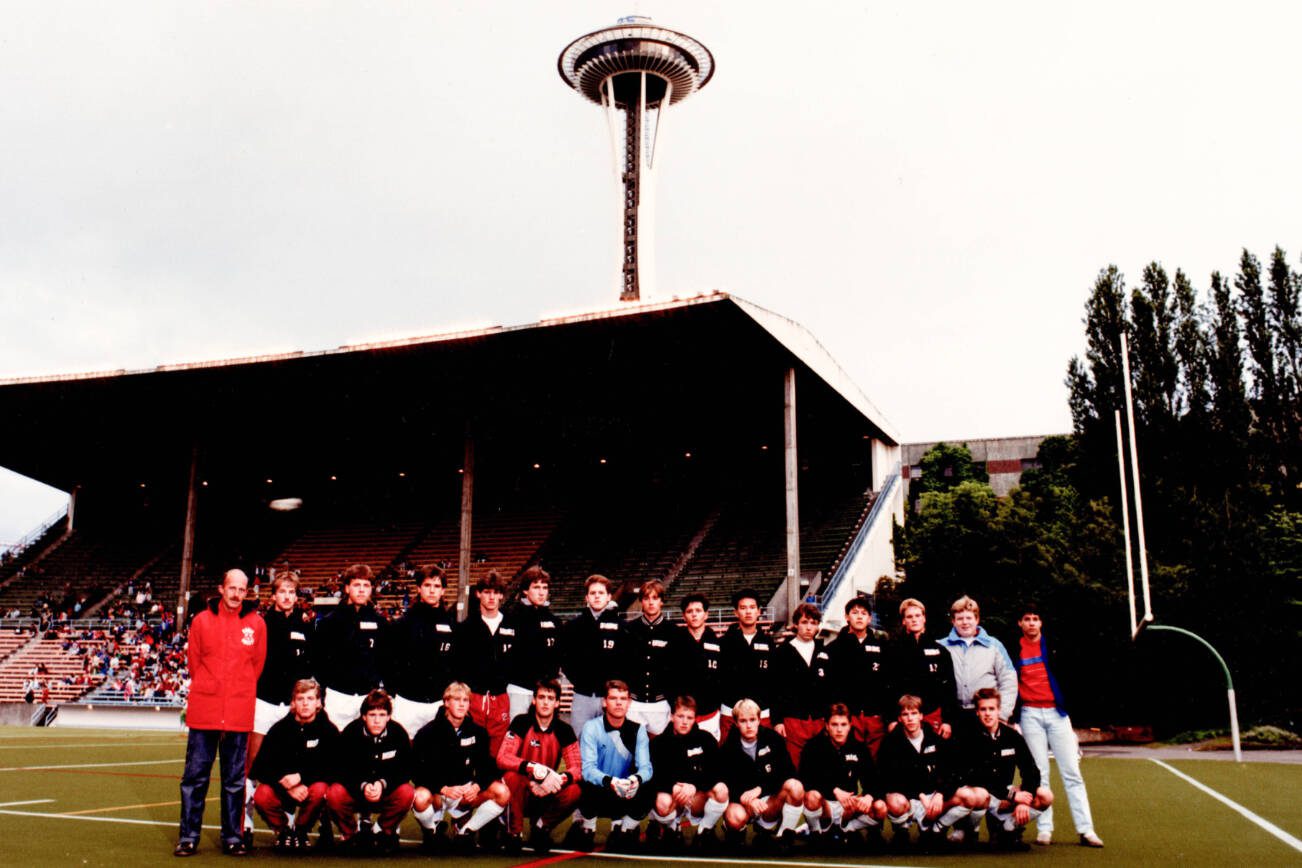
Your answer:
[56,703,185,731]
[0,702,37,726]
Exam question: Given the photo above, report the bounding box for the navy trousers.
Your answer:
[178,729,248,846]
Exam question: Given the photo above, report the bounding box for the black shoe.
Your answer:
[502,834,523,856]
[420,826,444,854]
[864,825,885,851]
[221,840,250,857]
[314,820,334,850]
[242,830,253,849]
[644,820,665,851]
[889,826,912,851]
[375,831,401,855]
[478,820,503,853]
[723,827,746,852]
[452,831,477,856]
[273,830,293,852]
[604,828,632,852]
[693,827,720,853]
[561,824,595,852]
[173,840,197,858]
[773,829,796,855]
[529,824,554,855]
[662,827,684,853]
[995,830,1031,852]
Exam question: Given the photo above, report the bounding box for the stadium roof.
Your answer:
[0,292,897,497]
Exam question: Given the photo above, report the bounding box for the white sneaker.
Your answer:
[1080,831,1105,848]
[1035,830,1053,846]
[949,829,966,844]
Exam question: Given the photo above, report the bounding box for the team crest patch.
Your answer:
[241,627,255,646]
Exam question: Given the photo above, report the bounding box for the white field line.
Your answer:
[0,741,181,750]
[0,808,932,868]
[0,758,182,772]
[1151,759,1302,853]
[0,799,55,808]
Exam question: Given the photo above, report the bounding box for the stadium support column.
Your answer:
[456,429,475,622]
[177,444,199,622]
[66,485,79,532]
[784,367,801,621]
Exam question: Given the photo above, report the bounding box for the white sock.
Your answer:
[778,802,802,835]
[413,805,438,830]
[244,779,256,831]
[443,797,462,817]
[803,807,825,832]
[938,805,971,828]
[909,799,928,825]
[700,797,727,831]
[652,809,676,826]
[969,808,987,830]
[827,801,844,828]
[619,815,640,832]
[888,812,912,828]
[843,815,877,832]
[581,816,597,832]
[464,800,504,833]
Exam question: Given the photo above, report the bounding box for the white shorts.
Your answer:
[696,709,721,741]
[324,688,366,728]
[506,684,534,721]
[253,698,289,736]
[391,694,443,736]
[628,699,672,736]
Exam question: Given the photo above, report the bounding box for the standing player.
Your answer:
[718,589,776,740]
[410,682,512,854]
[771,602,831,765]
[564,680,653,853]
[885,598,957,737]
[505,566,562,721]
[826,596,892,756]
[560,575,626,737]
[624,580,690,736]
[951,688,1054,850]
[1009,603,1103,847]
[877,694,971,849]
[250,678,337,851]
[325,689,413,855]
[388,565,457,736]
[680,593,725,740]
[454,571,516,757]
[246,573,314,844]
[174,569,266,858]
[939,596,1017,718]
[496,679,583,854]
[313,564,388,727]
[648,696,729,851]
[799,703,887,849]
[718,698,805,853]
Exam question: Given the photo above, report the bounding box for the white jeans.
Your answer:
[324,688,365,729]
[627,699,671,736]
[391,695,443,736]
[568,692,605,736]
[1018,705,1094,835]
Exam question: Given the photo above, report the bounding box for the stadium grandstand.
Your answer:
[0,292,903,723]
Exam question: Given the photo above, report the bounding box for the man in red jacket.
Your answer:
[174,569,267,857]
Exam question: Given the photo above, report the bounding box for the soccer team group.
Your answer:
[175,562,1105,857]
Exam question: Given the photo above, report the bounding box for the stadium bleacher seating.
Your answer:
[269,519,425,591]
[0,630,105,704]
[0,530,165,620]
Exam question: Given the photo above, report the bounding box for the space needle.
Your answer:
[559,16,714,302]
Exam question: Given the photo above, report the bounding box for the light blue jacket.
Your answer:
[939,626,1018,715]
[579,714,653,787]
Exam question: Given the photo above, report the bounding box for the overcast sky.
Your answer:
[3,1,1301,544]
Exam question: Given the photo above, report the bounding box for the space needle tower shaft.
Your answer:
[559,16,714,302]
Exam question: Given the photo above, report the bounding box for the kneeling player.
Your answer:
[251,678,337,850]
[564,680,653,853]
[719,698,805,852]
[497,679,582,854]
[799,703,886,849]
[953,687,1053,850]
[878,694,978,848]
[411,681,511,854]
[325,689,413,854]
[648,696,729,850]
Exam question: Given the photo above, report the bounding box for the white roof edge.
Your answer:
[729,296,900,445]
[0,292,731,387]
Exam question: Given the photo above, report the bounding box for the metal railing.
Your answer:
[817,467,899,613]
[1,507,68,563]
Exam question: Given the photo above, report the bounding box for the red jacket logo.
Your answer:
[241,627,255,646]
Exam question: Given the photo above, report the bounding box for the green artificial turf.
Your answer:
[0,728,1298,866]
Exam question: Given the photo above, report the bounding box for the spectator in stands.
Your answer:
[313,564,388,727]
[624,580,692,737]
[453,571,516,757]
[326,688,413,855]
[718,588,776,740]
[505,566,562,721]
[250,678,338,851]
[174,569,267,858]
[939,596,1017,719]
[680,593,725,741]
[826,596,892,756]
[388,565,457,735]
[247,573,315,842]
[561,575,626,738]
[885,598,957,738]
